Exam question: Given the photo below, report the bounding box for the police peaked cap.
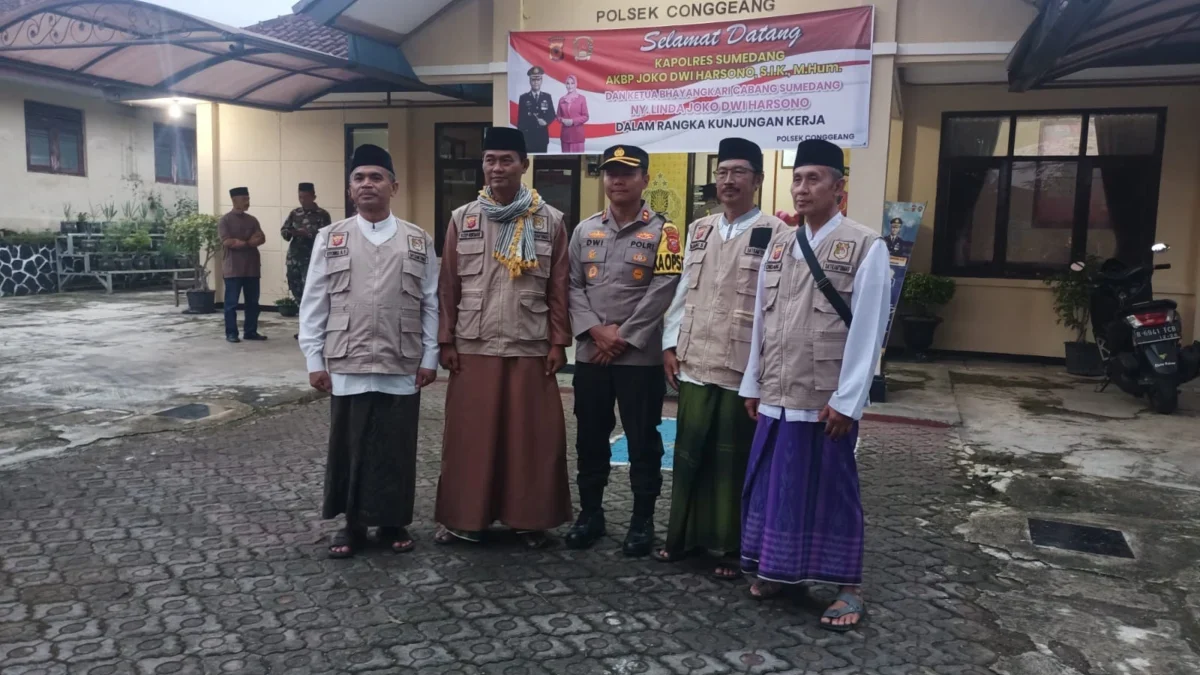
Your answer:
[349,144,394,174]
[793,138,845,174]
[600,145,649,170]
[718,137,763,173]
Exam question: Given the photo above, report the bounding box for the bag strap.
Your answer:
[796,229,853,328]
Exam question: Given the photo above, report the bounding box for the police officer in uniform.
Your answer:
[566,145,683,556]
[518,66,555,154]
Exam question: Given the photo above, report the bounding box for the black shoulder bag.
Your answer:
[796,231,853,328]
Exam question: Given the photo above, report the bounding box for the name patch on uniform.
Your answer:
[743,246,766,257]
[409,251,428,265]
[829,240,856,263]
[764,260,783,272]
[460,229,484,240]
[822,262,852,274]
[407,235,426,254]
[630,240,655,250]
[585,239,606,247]
[533,230,551,242]
[464,216,480,231]
[654,223,683,276]
[325,247,349,258]
[690,240,708,251]
[329,232,347,248]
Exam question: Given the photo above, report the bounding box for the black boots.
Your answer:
[565,510,606,550]
[622,495,656,557]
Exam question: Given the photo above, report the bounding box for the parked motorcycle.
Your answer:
[1085,243,1200,414]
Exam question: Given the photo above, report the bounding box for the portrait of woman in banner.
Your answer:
[557,74,589,153]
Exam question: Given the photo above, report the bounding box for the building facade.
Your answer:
[187,0,1199,357]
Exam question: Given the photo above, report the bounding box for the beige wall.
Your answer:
[0,80,196,233]
[400,0,494,68]
[897,84,1200,356]
[406,106,495,231]
[895,0,1035,44]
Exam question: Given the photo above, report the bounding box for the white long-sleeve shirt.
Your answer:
[738,213,891,421]
[298,214,440,396]
[662,207,762,390]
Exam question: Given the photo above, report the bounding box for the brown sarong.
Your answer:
[436,354,572,532]
[322,391,419,528]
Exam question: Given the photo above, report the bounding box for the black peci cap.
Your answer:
[298,182,315,193]
[349,144,394,175]
[717,137,763,173]
[793,138,845,174]
[229,187,249,197]
[484,127,527,157]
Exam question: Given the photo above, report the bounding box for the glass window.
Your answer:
[934,109,1164,278]
[25,101,85,176]
[434,123,491,256]
[154,124,196,185]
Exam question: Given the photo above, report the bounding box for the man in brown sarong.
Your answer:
[434,127,572,549]
[298,143,439,559]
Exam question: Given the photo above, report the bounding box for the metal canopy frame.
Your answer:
[0,0,486,111]
[1008,0,1200,91]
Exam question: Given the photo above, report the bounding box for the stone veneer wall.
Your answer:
[0,244,58,297]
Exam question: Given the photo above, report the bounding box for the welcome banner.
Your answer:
[507,7,874,155]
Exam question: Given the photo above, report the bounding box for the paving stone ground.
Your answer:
[0,383,1034,674]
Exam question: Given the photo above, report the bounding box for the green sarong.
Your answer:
[664,381,756,556]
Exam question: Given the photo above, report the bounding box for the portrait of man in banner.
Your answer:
[518,66,556,153]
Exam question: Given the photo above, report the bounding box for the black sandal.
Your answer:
[651,548,687,563]
[711,563,741,581]
[378,527,415,554]
[327,527,365,559]
[517,531,551,549]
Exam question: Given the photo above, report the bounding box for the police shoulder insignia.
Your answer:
[654,223,683,276]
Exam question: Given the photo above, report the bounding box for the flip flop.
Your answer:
[377,527,416,554]
[327,527,365,559]
[435,527,482,545]
[711,564,741,581]
[820,592,867,633]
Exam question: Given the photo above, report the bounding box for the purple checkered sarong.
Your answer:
[740,416,863,585]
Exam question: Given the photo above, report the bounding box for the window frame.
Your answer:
[433,122,491,257]
[25,101,86,177]
[153,123,197,186]
[932,107,1167,280]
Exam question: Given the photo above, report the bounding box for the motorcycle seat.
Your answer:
[1130,299,1177,312]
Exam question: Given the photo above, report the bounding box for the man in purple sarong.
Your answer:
[739,139,890,632]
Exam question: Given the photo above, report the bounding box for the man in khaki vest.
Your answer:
[435,127,572,549]
[566,144,682,557]
[298,144,438,559]
[739,139,890,631]
[655,138,790,580]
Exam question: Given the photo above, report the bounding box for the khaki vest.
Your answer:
[757,217,880,410]
[452,201,565,357]
[677,212,791,389]
[322,218,432,375]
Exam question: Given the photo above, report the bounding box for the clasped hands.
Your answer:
[589,324,627,365]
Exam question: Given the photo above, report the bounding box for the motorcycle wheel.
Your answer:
[1147,378,1179,414]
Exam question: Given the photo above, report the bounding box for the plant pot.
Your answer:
[276,304,299,318]
[901,315,943,362]
[60,221,78,234]
[1064,341,1103,377]
[185,289,216,314]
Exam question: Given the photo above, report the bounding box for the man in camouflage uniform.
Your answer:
[281,182,333,301]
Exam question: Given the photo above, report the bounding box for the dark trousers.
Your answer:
[223,276,260,338]
[573,362,666,517]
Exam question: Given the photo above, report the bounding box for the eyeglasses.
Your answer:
[715,168,755,180]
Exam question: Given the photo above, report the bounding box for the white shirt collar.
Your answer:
[356,213,396,230]
[805,212,844,247]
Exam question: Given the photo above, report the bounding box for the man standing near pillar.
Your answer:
[282,182,333,302]
[739,139,890,631]
[566,144,682,557]
[298,144,439,558]
[219,187,266,343]
[434,127,573,548]
[656,138,791,579]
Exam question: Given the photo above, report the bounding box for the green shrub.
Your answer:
[1044,257,1100,343]
[901,273,956,317]
[166,213,220,291]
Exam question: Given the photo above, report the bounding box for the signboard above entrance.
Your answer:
[507,7,873,155]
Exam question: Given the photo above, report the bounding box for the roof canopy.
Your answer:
[293,0,456,46]
[1008,0,1200,90]
[0,0,483,110]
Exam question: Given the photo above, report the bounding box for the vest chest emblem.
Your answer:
[830,240,856,263]
[408,235,426,253]
[770,243,786,261]
[329,232,346,248]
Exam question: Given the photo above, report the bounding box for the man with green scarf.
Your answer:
[435,127,573,549]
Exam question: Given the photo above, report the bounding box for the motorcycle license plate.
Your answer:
[1134,324,1180,345]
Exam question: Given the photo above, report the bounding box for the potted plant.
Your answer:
[275,296,299,318]
[900,273,956,361]
[1045,257,1103,376]
[60,204,77,233]
[166,212,221,314]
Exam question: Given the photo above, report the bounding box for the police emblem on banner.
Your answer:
[549,36,565,61]
[329,232,346,248]
[574,36,594,61]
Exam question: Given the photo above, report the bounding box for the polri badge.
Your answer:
[329,232,347,248]
[408,235,426,254]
